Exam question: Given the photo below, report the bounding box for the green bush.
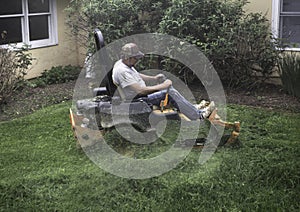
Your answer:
[65,0,170,52]
[159,0,281,88]
[66,0,282,89]
[34,65,81,86]
[278,52,300,98]
[0,45,32,106]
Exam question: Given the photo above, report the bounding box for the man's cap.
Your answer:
[121,43,144,59]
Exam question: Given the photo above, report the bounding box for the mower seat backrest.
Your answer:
[105,69,128,100]
[104,69,120,97]
[94,29,105,50]
[94,28,120,98]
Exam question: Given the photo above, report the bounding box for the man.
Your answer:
[112,43,215,120]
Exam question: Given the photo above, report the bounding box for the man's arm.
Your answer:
[139,73,156,82]
[128,79,172,95]
[139,73,165,82]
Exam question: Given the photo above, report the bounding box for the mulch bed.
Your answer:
[225,83,300,112]
[0,80,299,122]
[0,81,75,122]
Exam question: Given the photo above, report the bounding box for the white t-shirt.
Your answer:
[112,59,146,98]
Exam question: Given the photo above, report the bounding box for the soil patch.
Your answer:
[225,84,300,112]
[0,81,75,122]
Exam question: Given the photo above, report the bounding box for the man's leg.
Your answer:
[168,88,201,120]
[146,90,168,106]
[146,88,201,120]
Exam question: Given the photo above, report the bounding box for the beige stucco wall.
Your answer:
[245,0,283,85]
[245,0,273,21]
[26,0,85,79]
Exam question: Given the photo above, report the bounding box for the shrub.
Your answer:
[66,0,282,89]
[278,52,300,98]
[0,45,32,106]
[65,0,170,52]
[37,65,81,85]
[159,0,282,88]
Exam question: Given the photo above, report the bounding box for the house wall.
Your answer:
[245,0,272,21]
[245,0,283,85]
[26,0,85,79]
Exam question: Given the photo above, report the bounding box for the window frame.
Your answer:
[0,0,58,49]
[272,0,300,51]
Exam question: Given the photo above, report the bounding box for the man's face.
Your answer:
[129,57,139,66]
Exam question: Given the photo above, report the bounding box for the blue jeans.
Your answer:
[146,87,202,120]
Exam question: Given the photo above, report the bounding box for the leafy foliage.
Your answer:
[31,65,81,87]
[0,45,32,106]
[159,0,282,88]
[278,52,300,98]
[66,0,282,89]
[65,0,170,52]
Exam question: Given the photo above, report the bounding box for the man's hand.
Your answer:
[155,73,166,83]
[163,79,172,88]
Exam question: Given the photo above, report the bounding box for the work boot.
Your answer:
[201,101,216,119]
[194,100,209,110]
[225,131,240,145]
[234,122,241,132]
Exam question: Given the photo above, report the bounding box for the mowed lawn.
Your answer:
[0,101,299,211]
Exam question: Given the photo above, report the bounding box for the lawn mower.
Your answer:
[70,29,241,149]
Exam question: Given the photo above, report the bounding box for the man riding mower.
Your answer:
[70,29,241,148]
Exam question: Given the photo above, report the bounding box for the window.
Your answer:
[0,0,57,48]
[272,0,300,50]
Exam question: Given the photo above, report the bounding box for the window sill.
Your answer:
[0,41,58,50]
[282,47,300,52]
[29,42,59,49]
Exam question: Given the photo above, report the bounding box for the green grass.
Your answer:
[0,102,299,211]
